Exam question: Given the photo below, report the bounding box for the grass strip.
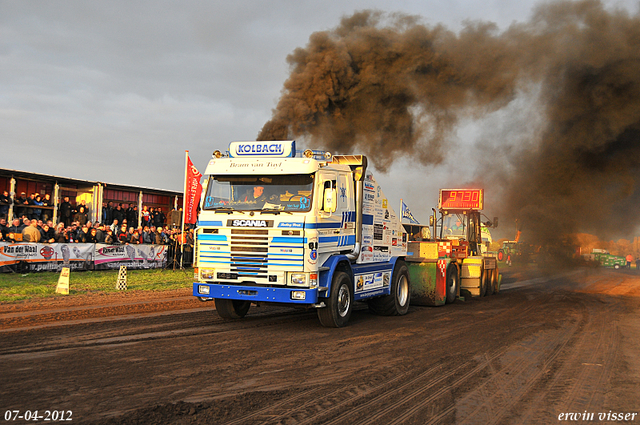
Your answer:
[0,268,195,303]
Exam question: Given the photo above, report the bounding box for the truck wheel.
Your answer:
[214,299,251,319]
[368,262,411,316]
[317,272,353,327]
[614,264,620,269]
[479,268,487,297]
[498,250,505,261]
[485,269,494,296]
[446,263,459,304]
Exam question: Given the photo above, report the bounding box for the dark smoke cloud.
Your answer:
[258,1,640,246]
[258,11,519,170]
[504,0,640,246]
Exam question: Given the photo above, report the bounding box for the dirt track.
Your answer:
[1,267,639,424]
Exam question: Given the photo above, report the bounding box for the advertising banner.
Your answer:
[0,242,94,272]
[94,244,167,270]
[0,243,167,272]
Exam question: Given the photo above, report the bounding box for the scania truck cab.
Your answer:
[193,141,409,327]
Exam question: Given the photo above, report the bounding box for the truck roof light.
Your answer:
[213,150,223,158]
[301,149,332,160]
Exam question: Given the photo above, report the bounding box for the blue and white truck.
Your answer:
[193,140,409,327]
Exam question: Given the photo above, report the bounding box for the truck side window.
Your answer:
[321,180,337,212]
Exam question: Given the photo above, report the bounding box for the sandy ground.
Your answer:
[0,266,639,424]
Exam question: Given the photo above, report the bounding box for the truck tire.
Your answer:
[214,299,251,319]
[446,263,459,304]
[368,262,410,316]
[498,250,505,261]
[317,271,353,327]
[485,269,494,296]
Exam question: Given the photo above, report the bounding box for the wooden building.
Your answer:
[0,168,183,227]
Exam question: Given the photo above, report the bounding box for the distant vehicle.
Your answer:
[497,241,518,262]
[586,249,626,269]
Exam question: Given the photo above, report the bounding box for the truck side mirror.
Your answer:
[323,188,337,213]
[429,215,434,227]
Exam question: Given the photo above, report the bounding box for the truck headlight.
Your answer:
[291,290,306,300]
[289,273,307,287]
[198,285,210,295]
[200,268,215,280]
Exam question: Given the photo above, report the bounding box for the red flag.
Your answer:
[184,154,203,224]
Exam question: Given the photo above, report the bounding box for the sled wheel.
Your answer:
[485,269,494,296]
[214,299,251,319]
[317,272,353,327]
[479,267,487,297]
[446,263,459,304]
[368,262,410,316]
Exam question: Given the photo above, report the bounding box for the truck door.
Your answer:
[317,172,355,254]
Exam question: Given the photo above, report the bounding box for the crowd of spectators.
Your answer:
[0,193,194,265]
[1,190,55,222]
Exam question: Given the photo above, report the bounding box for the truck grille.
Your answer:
[230,229,268,278]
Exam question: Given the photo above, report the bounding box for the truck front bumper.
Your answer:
[193,282,319,304]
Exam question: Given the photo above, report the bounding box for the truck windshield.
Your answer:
[202,174,314,212]
[442,214,466,238]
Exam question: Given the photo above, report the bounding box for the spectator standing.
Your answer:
[7,218,23,242]
[33,194,43,220]
[54,223,66,243]
[152,226,163,244]
[141,206,151,228]
[183,228,195,266]
[0,217,8,239]
[102,202,112,225]
[86,228,98,243]
[22,220,41,242]
[26,193,38,219]
[75,225,89,243]
[78,199,90,219]
[74,206,88,226]
[142,226,153,244]
[118,224,129,244]
[112,204,124,225]
[130,228,142,244]
[41,194,52,221]
[104,229,115,244]
[15,192,29,218]
[95,223,105,243]
[59,196,72,227]
[8,218,22,234]
[0,191,11,218]
[127,205,138,229]
[40,224,55,243]
[154,208,166,228]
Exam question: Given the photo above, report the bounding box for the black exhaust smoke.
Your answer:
[258,1,640,248]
